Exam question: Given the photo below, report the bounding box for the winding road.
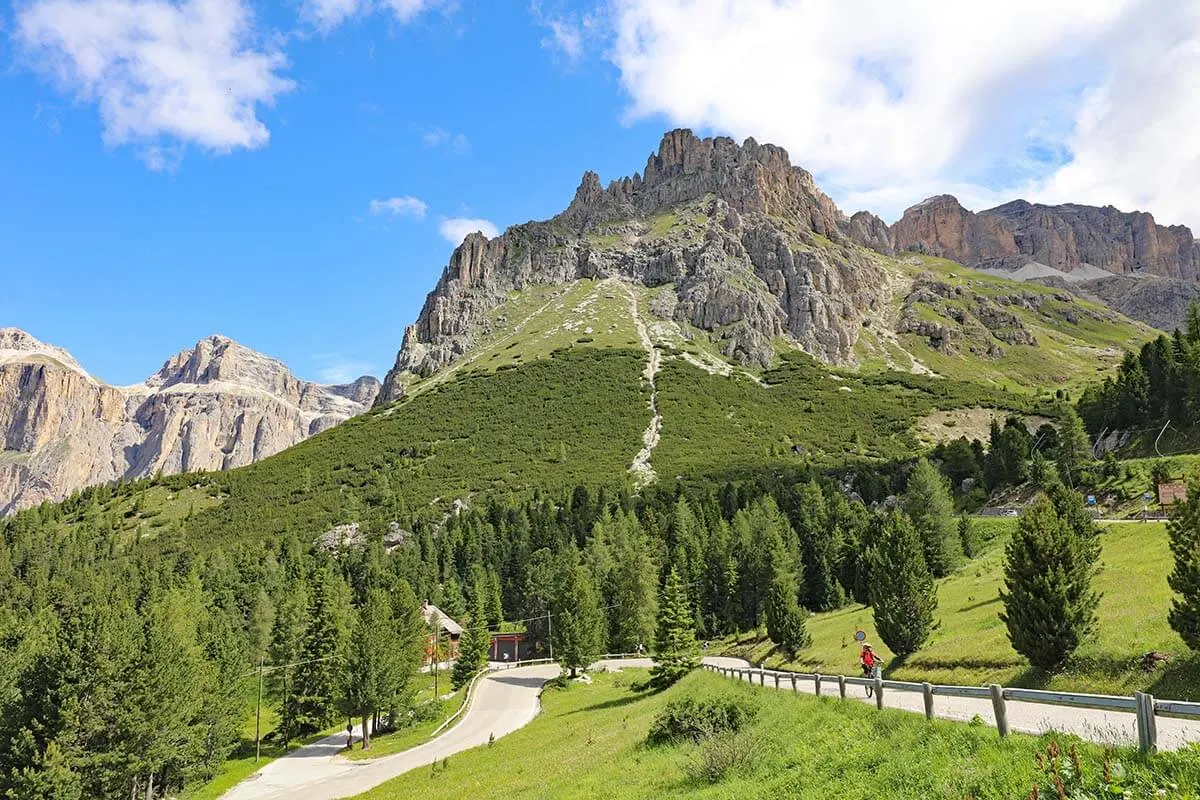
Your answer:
[221,655,1200,800]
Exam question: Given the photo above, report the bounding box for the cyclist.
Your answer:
[860,643,882,696]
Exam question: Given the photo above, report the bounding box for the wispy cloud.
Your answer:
[369,196,428,218]
[439,217,499,245]
[16,0,294,163]
[531,1,602,67]
[422,126,469,152]
[300,0,454,33]
[314,354,377,383]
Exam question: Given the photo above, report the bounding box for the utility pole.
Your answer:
[547,611,553,661]
[433,623,440,697]
[255,655,265,762]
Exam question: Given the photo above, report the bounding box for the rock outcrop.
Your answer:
[379,129,891,402]
[0,330,379,513]
[892,195,1200,280]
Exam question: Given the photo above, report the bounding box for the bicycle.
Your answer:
[863,663,881,697]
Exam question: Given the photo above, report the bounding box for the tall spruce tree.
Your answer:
[550,560,604,678]
[293,568,352,735]
[650,567,699,689]
[1056,407,1092,485]
[1167,477,1200,649]
[903,458,959,578]
[763,552,811,656]
[869,512,937,657]
[452,592,490,689]
[1000,496,1100,671]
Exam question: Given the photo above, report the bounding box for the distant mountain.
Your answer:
[891,194,1200,280]
[0,329,379,513]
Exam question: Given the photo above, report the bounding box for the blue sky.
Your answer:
[2,0,1197,384]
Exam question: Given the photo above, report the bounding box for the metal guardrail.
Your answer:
[705,663,1198,754]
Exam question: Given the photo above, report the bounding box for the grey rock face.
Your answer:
[892,195,1200,280]
[378,129,889,402]
[0,329,379,514]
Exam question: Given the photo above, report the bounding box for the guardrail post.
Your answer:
[989,685,1009,738]
[874,675,884,710]
[759,669,766,686]
[790,675,797,692]
[774,673,781,689]
[1135,692,1158,754]
[837,675,846,699]
[814,674,822,697]
[922,682,934,720]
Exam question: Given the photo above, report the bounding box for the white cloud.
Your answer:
[439,217,499,245]
[315,356,377,383]
[300,0,450,30]
[301,0,364,32]
[607,0,1200,230]
[422,126,469,151]
[16,0,294,156]
[532,1,602,66]
[369,195,428,218]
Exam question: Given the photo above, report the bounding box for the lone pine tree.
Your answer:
[1000,496,1099,671]
[650,567,700,689]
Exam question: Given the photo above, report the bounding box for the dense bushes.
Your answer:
[647,693,758,744]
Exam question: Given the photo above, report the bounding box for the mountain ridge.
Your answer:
[0,328,379,513]
[379,128,1173,404]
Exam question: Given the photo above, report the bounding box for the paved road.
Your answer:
[719,664,1200,752]
[220,659,659,800]
[222,653,1199,800]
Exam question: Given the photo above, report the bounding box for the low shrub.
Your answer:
[647,694,757,745]
[683,727,760,784]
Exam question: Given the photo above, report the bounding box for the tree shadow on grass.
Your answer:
[564,691,652,715]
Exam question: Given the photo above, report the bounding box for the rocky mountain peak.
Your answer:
[558,128,848,239]
[0,328,47,352]
[146,334,297,394]
[0,332,380,514]
[0,327,90,375]
[378,129,893,404]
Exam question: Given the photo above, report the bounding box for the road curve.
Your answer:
[219,659,665,800]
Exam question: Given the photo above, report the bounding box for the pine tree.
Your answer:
[6,740,82,800]
[1056,407,1092,485]
[452,593,489,690]
[1000,497,1100,671]
[342,589,401,749]
[650,567,699,689]
[869,512,937,657]
[550,560,604,678]
[903,458,959,578]
[1168,478,1200,649]
[267,577,308,745]
[293,568,352,735]
[958,513,975,559]
[611,527,659,653]
[763,553,810,656]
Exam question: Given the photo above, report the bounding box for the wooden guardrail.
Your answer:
[703,663,1199,754]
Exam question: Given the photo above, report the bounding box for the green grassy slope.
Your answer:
[27,250,1155,546]
[726,520,1200,699]
[877,255,1158,392]
[353,669,1198,800]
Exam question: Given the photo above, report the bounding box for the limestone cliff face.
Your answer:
[379,129,891,403]
[892,195,1200,280]
[0,330,379,513]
